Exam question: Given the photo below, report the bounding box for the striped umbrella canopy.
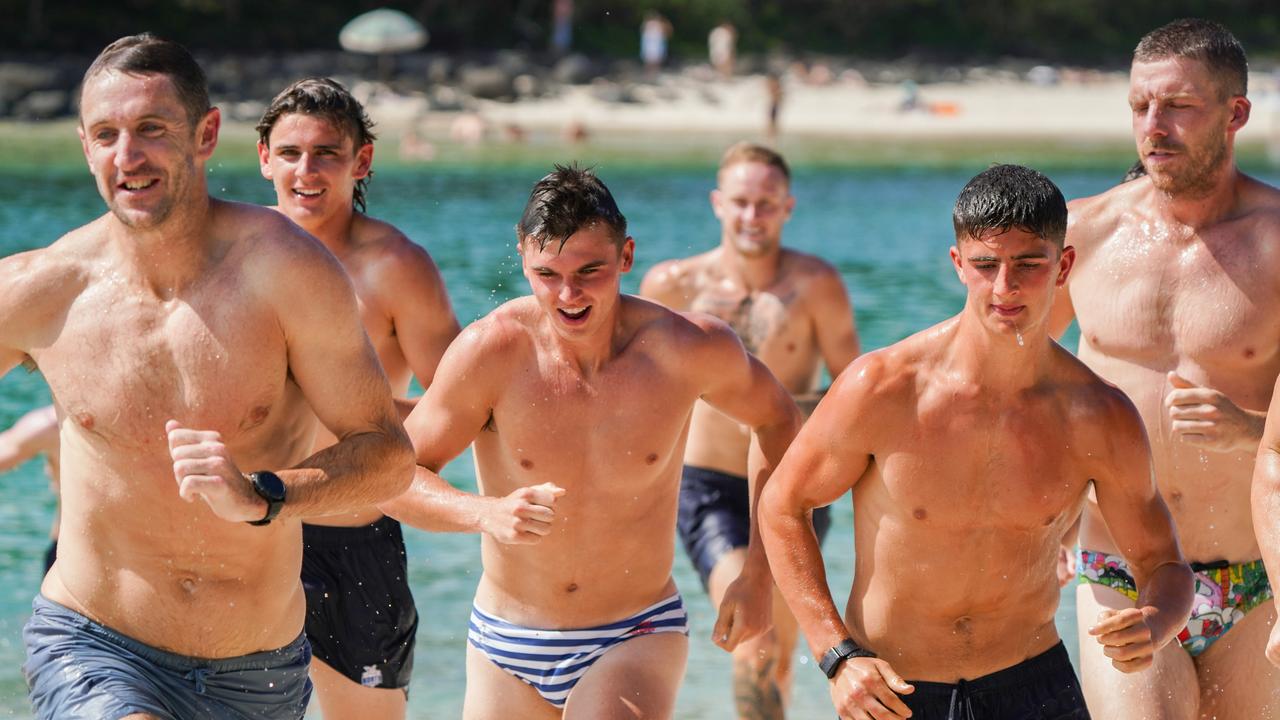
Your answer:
[339,8,428,54]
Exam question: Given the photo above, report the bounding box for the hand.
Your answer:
[1267,617,1280,668]
[1057,545,1076,588]
[711,567,772,651]
[479,482,564,544]
[166,420,264,523]
[1166,372,1264,453]
[1088,606,1157,672]
[830,656,914,720]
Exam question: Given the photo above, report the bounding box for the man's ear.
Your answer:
[1227,95,1251,133]
[257,141,273,180]
[620,236,635,272]
[195,107,221,160]
[1056,246,1077,287]
[353,143,374,179]
[949,243,966,284]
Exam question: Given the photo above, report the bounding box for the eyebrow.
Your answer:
[532,260,607,273]
[967,252,1049,262]
[273,143,345,151]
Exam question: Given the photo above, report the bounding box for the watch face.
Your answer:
[254,471,287,501]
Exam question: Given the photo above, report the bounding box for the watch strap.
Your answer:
[819,638,877,678]
[246,471,285,526]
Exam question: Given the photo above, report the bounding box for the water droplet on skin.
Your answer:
[1015,332,1024,347]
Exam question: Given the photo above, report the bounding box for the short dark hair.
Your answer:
[719,142,790,182]
[517,164,628,251]
[952,164,1067,248]
[1134,18,1247,98]
[256,78,378,213]
[82,33,210,126]
[1121,159,1147,184]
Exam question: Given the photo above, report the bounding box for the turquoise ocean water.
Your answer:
[0,134,1276,718]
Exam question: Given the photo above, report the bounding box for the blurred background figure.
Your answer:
[551,0,573,56]
[641,11,673,77]
[765,73,784,140]
[709,21,736,78]
[0,404,59,575]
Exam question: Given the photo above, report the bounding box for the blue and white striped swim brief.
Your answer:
[467,591,689,708]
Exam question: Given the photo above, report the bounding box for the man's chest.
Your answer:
[1072,235,1277,363]
[36,288,290,443]
[688,285,812,356]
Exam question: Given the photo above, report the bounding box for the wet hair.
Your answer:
[1133,19,1248,99]
[516,164,628,251]
[719,141,791,182]
[82,33,210,126]
[1121,159,1148,183]
[952,164,1067,248]
[256,78,378,213]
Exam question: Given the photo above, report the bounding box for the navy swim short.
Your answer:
[23,594,311,720]
[302,515,418,690]
[902,642,1089,720]
[677,464,831,587]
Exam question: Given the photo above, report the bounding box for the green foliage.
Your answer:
[2,0,1279,62]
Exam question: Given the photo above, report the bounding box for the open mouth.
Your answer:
[557,306,591,324]
[292,188,325,199]
[118,178,158,192]
[991,304,1024,317]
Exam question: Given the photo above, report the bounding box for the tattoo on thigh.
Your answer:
[733,656,783,720]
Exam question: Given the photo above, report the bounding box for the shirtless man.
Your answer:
[257,77,460,720]
[1049,19,1280,718]
[1256,376,1280,669]
[6,35,414,719]
[381,165,801,719]
[0,404,59,572]
[640,142,859,719]
[761,164,1193,720]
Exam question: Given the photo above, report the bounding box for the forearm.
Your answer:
[1134,559,1195,648]
[760,491,848,658]
[379,464,494,532]
[1253,449,1280,612]
[279,424,413,518]
[744,413,802,572]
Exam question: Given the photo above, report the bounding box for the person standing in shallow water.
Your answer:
[641,142,859,720]
[257,77,460,720]
[1050,19,1280,719]
[381,164,802,719]
[761,164,1193,720]
[7,34,414,720]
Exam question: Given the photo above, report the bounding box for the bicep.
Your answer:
[699,334,794,431]
[812,280,860,375]
[767,374,873,511]
[1093,412,1179,573]
[403,330,503,470]
[391,265,461,391]
[282,263,398,439]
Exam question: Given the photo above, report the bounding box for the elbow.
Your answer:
[380,423,415,500]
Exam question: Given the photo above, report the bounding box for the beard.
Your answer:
[105,167,182,229]
[1142,132,1229,198]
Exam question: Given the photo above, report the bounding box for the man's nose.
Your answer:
[115,132,144,172]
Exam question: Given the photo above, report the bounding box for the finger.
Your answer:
[1165,388,1218,406]
[178,475,223,503]
[1167,371,1197,389]
[527,483,565,506]
[868,678,913,717]
[711,604,734,649]
[1102,639,1154,663]
[515,518,552,536]
[173,457,230,479]
[1095,622,1154,647]
[517,503,555,523]
[1088,608,1139,635]
[876,662,915,695]
[167,427,222,450]
[1111,654,1154,673]
[169,442,228,461]
[165,419,182,434]
[1168,404,1218,419]
[1171,419,1214,433]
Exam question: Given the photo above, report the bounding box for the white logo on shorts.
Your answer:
[361,665,383,687]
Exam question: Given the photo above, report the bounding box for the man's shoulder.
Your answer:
[2,220,105,301]
[1049,345,1143,427]
[348,215,444,291]
[217,200,339,270]
[1237,173,1280,225]
[1066,180,1143,246]
[639,250,715,295]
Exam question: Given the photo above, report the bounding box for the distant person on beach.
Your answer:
[761,164,1193,720]
[0,404,59,573]
[551,0,573,56]
[5,34,414,720]
[1050,19,1280,719]
[382,165,801,719]
[709,22,736,78]
[641,12,673,77]
[640,142,859,720]
[257,77,460,720]
[765,74,783,140]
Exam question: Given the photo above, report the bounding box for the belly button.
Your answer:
[180,578,197,595]
[566,583,578,593]
[645,453,658,465]
[520,458,534,470]
[912,508,927,520]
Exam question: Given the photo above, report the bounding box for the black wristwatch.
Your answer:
[819,638,877,679]
[246,470,286,526]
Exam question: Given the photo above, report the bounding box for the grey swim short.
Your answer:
[23,594,312,720]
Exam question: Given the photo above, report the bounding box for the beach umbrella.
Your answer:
[339,8,428,81]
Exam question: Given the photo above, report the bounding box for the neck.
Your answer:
[1150,159,1241,230]
[296,205,358,251]
[718,240,781,290]
[943,310,1053,392]
[110,192,214,298]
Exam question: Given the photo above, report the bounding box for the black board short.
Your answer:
[302,516,418,691]
[901,642,1090,720]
